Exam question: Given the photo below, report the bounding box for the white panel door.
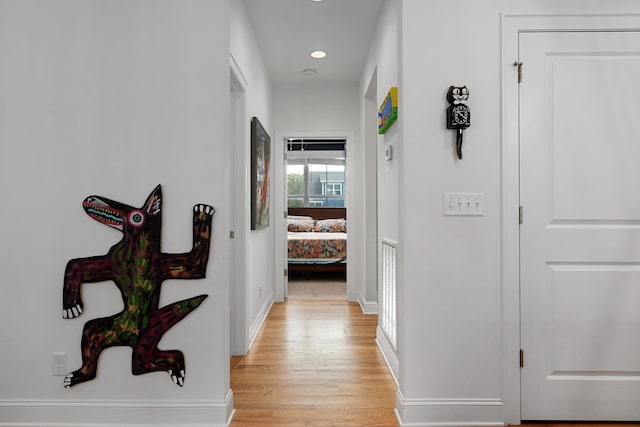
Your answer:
[520,31,640,421]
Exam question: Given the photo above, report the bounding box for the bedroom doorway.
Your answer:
[274,130,356,302]
[286,138,347,301]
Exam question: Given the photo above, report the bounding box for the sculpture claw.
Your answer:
[194,204,215,217]
[63,373,73,389]
[63,303,83,319]
[168,369,185,387]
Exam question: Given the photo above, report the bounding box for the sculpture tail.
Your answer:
[150,294,208,334]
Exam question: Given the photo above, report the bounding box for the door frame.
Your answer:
[274,129,357,302]
[501,13,640,425]
[230,54,250,355]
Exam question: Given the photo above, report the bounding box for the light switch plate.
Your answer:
[443,192,484,216]
[385,145,393,161]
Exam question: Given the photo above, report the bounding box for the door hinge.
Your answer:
[514,61,523,83]
[284,210,288,219]
[520,349,524,368]
[229,230,235,239]
[284,268,288,277]
[519,206,523,225]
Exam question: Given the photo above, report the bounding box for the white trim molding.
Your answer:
[229,53,250,357]
[229,52,248,90]
[359,299,378,315]
[248,300,273,349]
[395,391,503,427]
[0,389,234,427]
[376,326,399,385]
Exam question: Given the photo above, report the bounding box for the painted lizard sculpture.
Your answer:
[62,185,214,388]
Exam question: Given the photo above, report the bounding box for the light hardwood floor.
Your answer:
[520,425,640,427]
[229,300,399,426]
[229,300,640,427]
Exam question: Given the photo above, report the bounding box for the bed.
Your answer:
[287,207,347,276]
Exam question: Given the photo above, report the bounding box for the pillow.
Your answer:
[288,218,316,232]
[315,218,346,233]
[287,215,313,220]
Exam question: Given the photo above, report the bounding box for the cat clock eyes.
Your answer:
[446,85,471,159]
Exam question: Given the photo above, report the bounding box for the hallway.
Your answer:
[229,301,399,426]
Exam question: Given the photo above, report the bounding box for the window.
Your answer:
[324,182,343,196]
[286,139,346,208]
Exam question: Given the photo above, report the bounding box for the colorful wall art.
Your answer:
[251,116,271,230]
[378,86,398,134]
[62,185,214,388]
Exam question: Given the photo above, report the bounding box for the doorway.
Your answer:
[274,130,356,302]
[285,137,348,301]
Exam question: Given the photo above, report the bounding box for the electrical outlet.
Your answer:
[52,352,66,376]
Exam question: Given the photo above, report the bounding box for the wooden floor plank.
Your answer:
[229,301,399,426]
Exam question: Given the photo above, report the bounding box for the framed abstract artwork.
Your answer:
[251,116,271,230]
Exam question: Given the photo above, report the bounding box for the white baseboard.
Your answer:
[0,389,234,427]
[376,326,399,385]
[248,299,273,350]
[395,390,504,426]
[359,298,378,314]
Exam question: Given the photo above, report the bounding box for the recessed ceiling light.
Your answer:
[310,50,327,59]
[311,0,324,2]
[302,68,317,76]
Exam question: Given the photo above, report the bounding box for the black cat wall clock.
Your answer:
[446,85,471,159]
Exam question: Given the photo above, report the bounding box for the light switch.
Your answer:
[385,145,393,161]
[443,192,484,216]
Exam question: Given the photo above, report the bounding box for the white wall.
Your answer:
[229,0,273,352]
[397,0,640,425]
[0,1,232,425]
[361,0,399,247]
[359,0,400,320]
[272,83,359,131]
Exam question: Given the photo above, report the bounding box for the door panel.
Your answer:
[520,31,640,421]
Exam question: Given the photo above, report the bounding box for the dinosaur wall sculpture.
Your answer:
[62,185,214,388]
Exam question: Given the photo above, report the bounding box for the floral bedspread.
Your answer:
[287,232,347,261]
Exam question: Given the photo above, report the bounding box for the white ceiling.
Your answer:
[243,0,385,86]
